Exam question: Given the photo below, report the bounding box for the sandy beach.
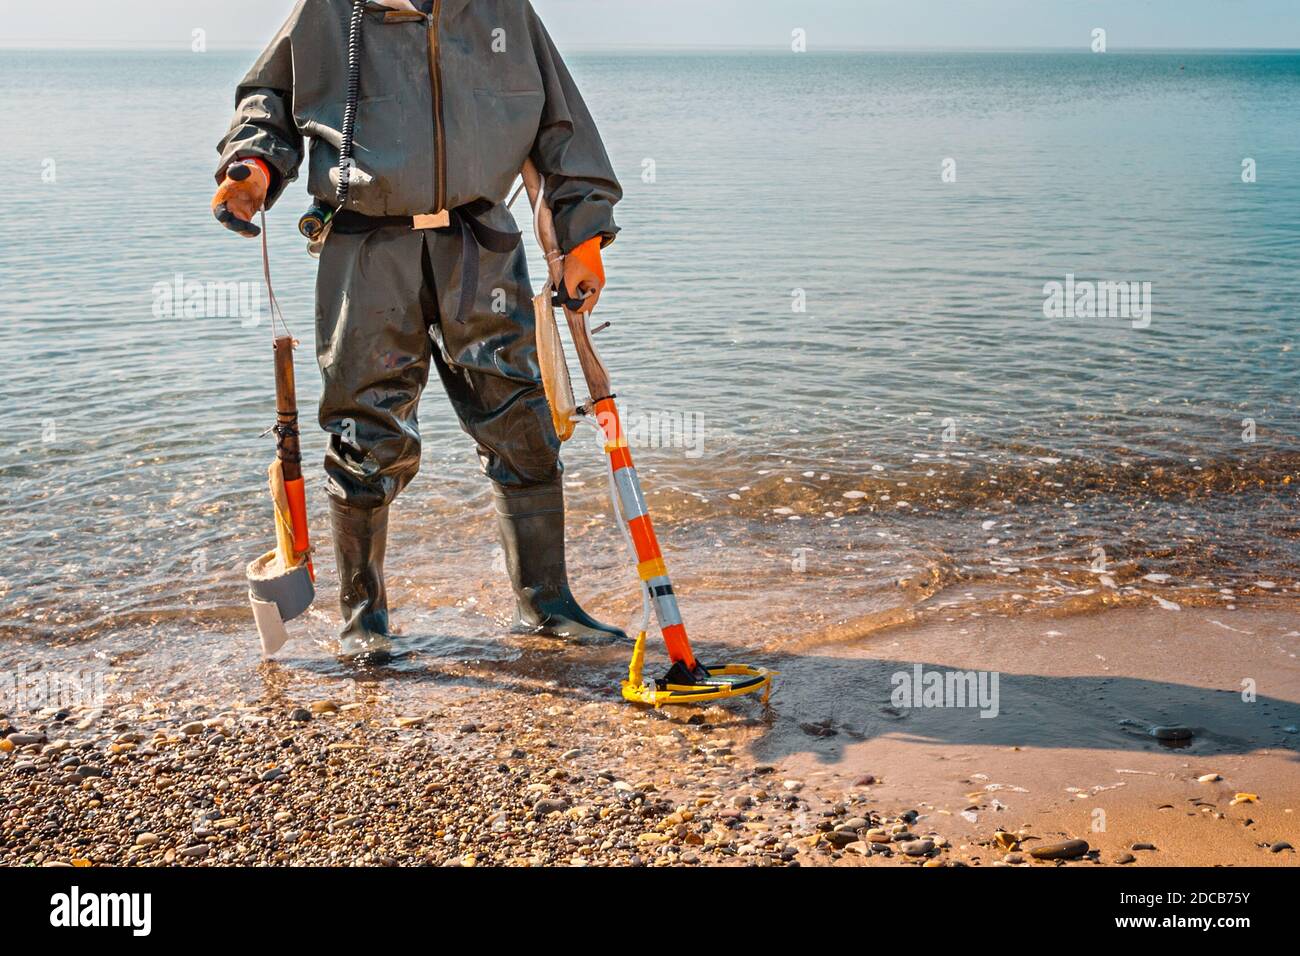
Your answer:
[3,604,1295,867]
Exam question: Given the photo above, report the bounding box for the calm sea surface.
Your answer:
[1,50,1297,673]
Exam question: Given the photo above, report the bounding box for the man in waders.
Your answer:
[211,0,624,657]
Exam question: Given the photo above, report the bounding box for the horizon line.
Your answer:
[3,42,1300,53]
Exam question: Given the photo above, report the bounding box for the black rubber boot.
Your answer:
[330,499,394,659]
[493,479,627,645]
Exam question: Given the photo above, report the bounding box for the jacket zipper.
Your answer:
[427,0,446,213]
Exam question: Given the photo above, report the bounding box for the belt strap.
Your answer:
[331,202,522,324]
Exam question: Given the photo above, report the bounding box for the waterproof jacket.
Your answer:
[216,0,620,252]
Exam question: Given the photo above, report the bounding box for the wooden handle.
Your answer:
[562,309,612,401]
[521,159,614,402]
[273,335,302,483]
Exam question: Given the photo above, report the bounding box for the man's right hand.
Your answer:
[212,159,270,237]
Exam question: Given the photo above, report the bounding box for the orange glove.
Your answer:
[563,236,606,315]
[212,158,271,237]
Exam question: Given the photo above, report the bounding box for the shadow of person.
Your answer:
[262,632,1300,767]
[740,650,1300,767]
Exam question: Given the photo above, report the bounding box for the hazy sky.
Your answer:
[4,0,1298,50]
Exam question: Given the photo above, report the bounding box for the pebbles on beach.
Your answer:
[2,699,874,868]
[2,682,1287,869]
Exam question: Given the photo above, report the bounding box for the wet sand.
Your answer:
[767,606,1300,866]
[1,606,1296,866]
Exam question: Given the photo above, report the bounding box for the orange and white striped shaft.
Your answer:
[594,397,698,671]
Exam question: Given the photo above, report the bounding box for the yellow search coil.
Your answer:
[621,632,775,708]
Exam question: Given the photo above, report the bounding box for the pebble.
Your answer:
[799,722,837,738]
[260,768,287,783]
[180,721,205,736]
[1150,726,1193,742]
[6,733,46,746]
[288,708,312,722]
[179,845,210,860]
[310,701,339,715]
[825,830,859,848]
[1131,842,1156,851]
[1029,839,1089,860]
[781,780,803,792]
[534,798,570,818]
[1270,842,1293,853]
[1197,773,1222,783]
[852,774,876,786]
[136,833,160,847]
[1114,852,1136,864]
[899,839,934,857]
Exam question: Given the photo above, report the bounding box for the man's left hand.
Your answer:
[563,236,606,315]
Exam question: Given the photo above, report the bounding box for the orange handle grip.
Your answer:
[284,477,310,555]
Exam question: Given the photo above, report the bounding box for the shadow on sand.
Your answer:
[274,631,1300,767]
